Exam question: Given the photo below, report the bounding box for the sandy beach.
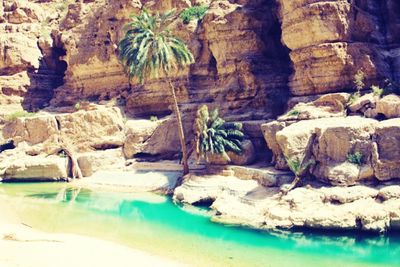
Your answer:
[0,200,185,267]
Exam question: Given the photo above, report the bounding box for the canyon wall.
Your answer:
[0,0,399,160]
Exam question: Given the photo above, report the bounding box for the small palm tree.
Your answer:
[195,105,244,163]
[118,9,194,175]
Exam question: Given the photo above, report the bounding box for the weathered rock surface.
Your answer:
[278,0,400,96]
[263,116,382,186]
[372,119,400,181]
[1,154,68,181]
[376,94,400,119]
[2,107,125,153]
[174,174,400,232]
[77,149,125,177]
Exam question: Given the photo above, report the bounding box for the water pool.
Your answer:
[0,183,399,267]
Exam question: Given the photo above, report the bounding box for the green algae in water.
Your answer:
[1,182,400,267]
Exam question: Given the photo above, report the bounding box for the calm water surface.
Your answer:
[0,182,399,267]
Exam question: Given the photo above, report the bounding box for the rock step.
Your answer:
[206,164,293,187]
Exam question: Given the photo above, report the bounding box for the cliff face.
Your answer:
[278,0,400,96]
[48,0,291,121]
[1,1,399,120]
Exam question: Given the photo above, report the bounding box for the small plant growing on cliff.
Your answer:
[74,102,81,111]
[347,151,363,166]
[287,109,300,117]
[354,70,365,93]
[371,85,384,97]
[180,6,208,24]
[118,9,195,175]
[5,111,36,122]
[195,105,244,162]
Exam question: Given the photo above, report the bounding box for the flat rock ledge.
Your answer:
[173,174,400,233]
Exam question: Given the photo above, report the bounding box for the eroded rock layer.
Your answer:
[278,0,400,96]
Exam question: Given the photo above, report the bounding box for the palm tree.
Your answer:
[118,9,194,175]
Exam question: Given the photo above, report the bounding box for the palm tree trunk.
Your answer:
[167,78,189,175]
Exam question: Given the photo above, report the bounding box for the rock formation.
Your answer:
[0,0,400,233]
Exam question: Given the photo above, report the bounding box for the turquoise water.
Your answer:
[1,182,399,267]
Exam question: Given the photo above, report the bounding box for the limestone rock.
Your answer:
[55,107,125,152]
[372,119,400,181]
[77,149,125,177]
[275,117,378,186]
[279,93,349,121]
[2,114,59,146]
[261,121,288,170]
[376,94,400,119]
[2,155,68,181]
[174,174,400,232]
[123,119,161,159]
[0,32,41,72]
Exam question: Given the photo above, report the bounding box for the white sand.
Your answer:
[0,201,185,267]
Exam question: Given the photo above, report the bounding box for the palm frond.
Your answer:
[118,9,194,84]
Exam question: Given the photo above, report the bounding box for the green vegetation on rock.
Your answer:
[5,111,36,122]
[180,6,208,24]
[347,151,363,166]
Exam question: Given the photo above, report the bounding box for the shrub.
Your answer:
[74,102,81,110]
[195,105,244,161]
[5,111,36,122]
[347,151,363,166]
[287,109,300,117]
[180,6,208,24]
[354,70,365,93]
[347,91,361,106]
[150,115,158,122]
[371,85,384,97]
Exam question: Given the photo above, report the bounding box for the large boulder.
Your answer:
[55,107,125,151]
[275,117,378,186]
[123,119,161,159]
[376,94,400,119]
[372,119,400,181]
[261,121,289,169]
[2,114,59,146]
[77,149,126,177]
[278,93,349,121]
[1,154,68,181]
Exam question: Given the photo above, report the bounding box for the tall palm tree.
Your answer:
[118,9,194,175]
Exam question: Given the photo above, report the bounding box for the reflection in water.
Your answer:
[1,183,400,267]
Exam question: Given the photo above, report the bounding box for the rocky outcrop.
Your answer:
[2,106,125,153]
[262,115,400,186]
[278,0,400,96]
[174,174,400,232]
[48,0,291,122]
[0,151,68,182]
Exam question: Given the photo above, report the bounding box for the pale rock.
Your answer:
[261,121,288,169]
[55,107,125,152]
[77,149,125,177]
[279,93,349,121]
[376,94,400,119]
[378,186,400,201]
[0,32,41,72]
[372,119,400,181]
[123,119,160,159]
[2,155,68,181]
